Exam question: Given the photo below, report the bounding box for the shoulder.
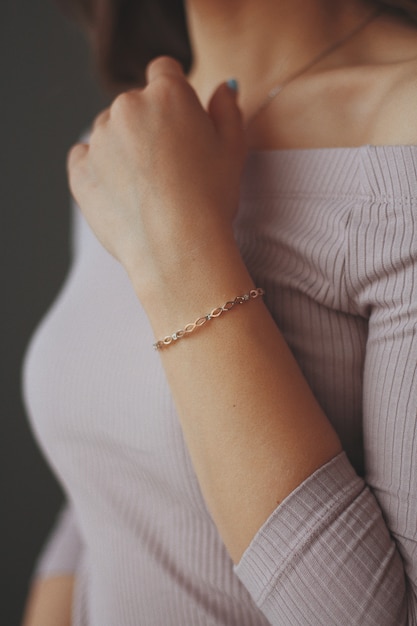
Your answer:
[247,12,417,151]
[366,14,417,146]
[367,57,417,146]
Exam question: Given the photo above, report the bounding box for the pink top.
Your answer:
[24,145,417,625]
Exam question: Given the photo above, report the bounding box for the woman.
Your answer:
[23,0,417,624]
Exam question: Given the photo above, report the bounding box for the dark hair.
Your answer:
[57,0,191,92]
[58,0,417,92]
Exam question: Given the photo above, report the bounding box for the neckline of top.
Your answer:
[242,144,417,200]
[248,143,417,156]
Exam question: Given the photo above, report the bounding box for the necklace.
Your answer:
[247,7,381,126]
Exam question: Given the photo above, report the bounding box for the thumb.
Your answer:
[208,80,245,151]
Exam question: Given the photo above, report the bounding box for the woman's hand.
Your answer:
[67,57,246,298]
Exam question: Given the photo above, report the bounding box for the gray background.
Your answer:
[2,1,106,623]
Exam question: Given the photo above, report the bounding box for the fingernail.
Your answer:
[226,78,239,92]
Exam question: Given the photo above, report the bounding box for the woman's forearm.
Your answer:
[22,575,74,626]
[138,237,342,564]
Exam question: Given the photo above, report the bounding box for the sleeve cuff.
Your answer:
[233,452,405,624]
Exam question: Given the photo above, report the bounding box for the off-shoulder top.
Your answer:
[23,146,417,625]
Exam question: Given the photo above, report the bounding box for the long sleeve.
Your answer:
[33,503,83,580]
[234,147,417,625]
[23,144,417,625]
[235,453,410,625]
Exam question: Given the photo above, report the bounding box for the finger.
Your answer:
[67,142,90,197]
[67,142,88,171]
[208,81,245,150]
[146,56,185,85]
[92,108,110,131]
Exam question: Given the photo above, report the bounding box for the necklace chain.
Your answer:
[247,8,381,126]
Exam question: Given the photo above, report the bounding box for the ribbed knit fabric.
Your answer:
[23,145,417,625]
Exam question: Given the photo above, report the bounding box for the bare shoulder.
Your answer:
[248,11,417,150]
[368,57,417,145]
[367,14,417,145]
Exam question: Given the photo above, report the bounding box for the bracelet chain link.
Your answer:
[153,288,265,350]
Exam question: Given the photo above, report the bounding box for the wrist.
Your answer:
[128,228,254,337]
[153,288,265,350]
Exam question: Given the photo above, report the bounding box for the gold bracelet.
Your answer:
[153,288,265,350]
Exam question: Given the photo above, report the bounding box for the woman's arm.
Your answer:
[22,576,74,626]
[67,57,417,623]
[68,56,341,561]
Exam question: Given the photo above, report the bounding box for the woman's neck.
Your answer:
[186,0,376,114]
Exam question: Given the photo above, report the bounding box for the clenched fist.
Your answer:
[67,57,246,301]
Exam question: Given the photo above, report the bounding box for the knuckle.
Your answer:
[110,89,139,119]
[147,56,165,73]
[67,143,84,170]
[148,55,181,74]
[150,74,186,107]
[154,73,178,93]
[92,108,109,130]
[67,144,89,192]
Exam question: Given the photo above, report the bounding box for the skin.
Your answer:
[22,576,73,626]
[23,0,417,623]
